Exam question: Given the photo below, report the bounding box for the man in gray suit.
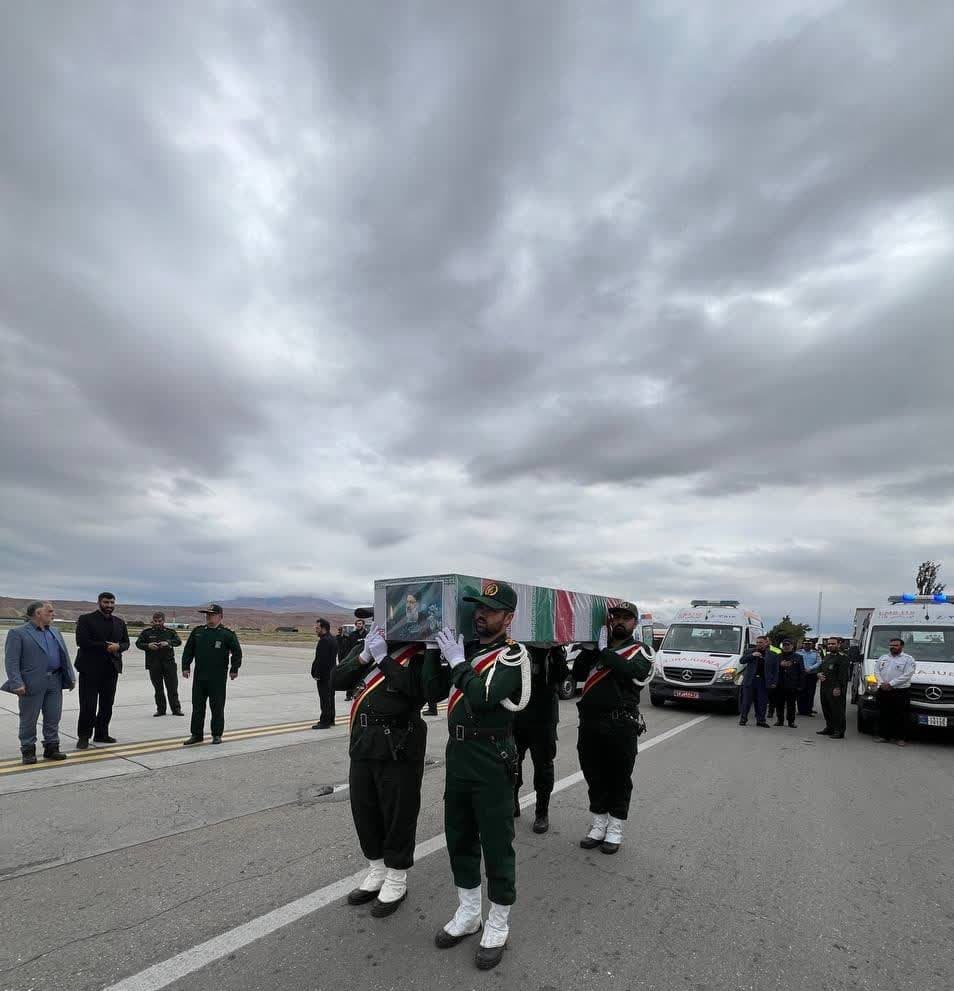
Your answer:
[2,601,76,764]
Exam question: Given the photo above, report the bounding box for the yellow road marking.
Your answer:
[0,704,448,776]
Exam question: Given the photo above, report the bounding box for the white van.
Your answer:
[852,595,954,734]
[649,600,764,713]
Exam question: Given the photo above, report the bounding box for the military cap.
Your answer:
[608,600,639,619]
[197,602,223,615]
[463,581,518,612]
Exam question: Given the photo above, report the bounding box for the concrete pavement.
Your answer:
[1,640,952,991]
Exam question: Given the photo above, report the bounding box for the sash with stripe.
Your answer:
[447,645,508,721]
[581,642,644,698]
[349,644,422,730]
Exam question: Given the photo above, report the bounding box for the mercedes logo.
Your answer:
[925,685,943,702]
[682,670,693,682]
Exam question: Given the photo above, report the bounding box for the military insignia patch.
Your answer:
[485,583,498,596]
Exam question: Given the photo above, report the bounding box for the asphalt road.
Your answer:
[2,686,952,991]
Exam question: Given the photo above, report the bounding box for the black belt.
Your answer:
[581,708,638,723]
[357,713,413,729]
[451,724,513,742]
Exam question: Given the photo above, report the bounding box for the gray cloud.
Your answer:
[1,0,953,631]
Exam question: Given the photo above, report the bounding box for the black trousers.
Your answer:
[191,674,227,738]
[316,678,335,725]
[877,687,910,740]
[774,684,798,723]
[77,667,119,739]
[350,757,425,869]
[148,660,181,714]
[820,686,846,735]
[577,718,638,820]
[514,722,556,813]
[798,673,818,716]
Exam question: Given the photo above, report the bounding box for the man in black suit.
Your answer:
[75,592,129,748]
[312,618,338,728]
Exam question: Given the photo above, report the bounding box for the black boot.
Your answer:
[21,745,37,765]
[532,809,550,834]
[76,737,89,750]
[42,744,68,761]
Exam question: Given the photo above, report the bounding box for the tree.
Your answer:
[915,561,946,595]
[766,614,812,646]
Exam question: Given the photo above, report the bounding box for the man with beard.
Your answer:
[181,604,242,745]
[572,602,653,855]
[513,644,567,834]
[424,581,530,971]
[342,618,368,702]
[873,637,916,746]
[311,619,338,729]
[773,638,805,728]
[817,636,850,740]
[75,592,129,748]
[333,625,428,917]
[135,612,183,717]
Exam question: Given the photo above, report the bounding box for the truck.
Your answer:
[649,600,764,713]
[852,594,954,734]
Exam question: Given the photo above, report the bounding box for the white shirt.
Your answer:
[875,652,917,689]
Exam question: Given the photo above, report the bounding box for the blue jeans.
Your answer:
[740,677,769,723]
[18,669,65,749]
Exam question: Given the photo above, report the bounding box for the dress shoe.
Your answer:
[816,728,833,736]
[42,746,68,761]
[182,736,204,746]
[172,710,185,716]
[93,736,117,744]
[756,721,770,728]
[312,722,334,730]
[154,711,166,717]
[831,733,845,739]
[21,746,37,765]
[475,943,507,970]
[76,737,90,750]
[347,888,380,906]
[211,736,222,744]
[787,722,797,728]
[370,891,407,918]
[532,814,549,834]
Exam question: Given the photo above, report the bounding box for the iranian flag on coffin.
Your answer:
[485,579,622,645]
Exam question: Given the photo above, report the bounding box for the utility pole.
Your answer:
[816,589,823,638]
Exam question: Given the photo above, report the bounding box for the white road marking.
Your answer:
[103,714,709,991]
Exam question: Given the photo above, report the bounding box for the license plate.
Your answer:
[918,714,949,727]
[673,690,701,700]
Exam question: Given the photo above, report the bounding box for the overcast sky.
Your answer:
[2,1,953,633]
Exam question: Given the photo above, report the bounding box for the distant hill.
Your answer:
[221,596,350,613]
[0,595,353,632]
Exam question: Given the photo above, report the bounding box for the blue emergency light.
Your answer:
[934,593,950,603]
[901,593,917,602]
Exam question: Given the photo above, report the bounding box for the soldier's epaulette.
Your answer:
[499,642,527,666]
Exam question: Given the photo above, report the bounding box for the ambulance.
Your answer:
[852,594,954,734]
[649,600,764,713]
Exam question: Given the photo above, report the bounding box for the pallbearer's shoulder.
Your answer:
[500,640,528,665]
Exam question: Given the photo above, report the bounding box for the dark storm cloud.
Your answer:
[1,0,952,616]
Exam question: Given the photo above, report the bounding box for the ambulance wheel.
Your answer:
[857,708,876,735]
[558,676,576,701]
[649,693,665,708]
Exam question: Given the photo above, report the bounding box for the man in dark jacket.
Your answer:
[135,612,183,716]
[312,618,338,728]
[75,592,129,748]
[739,635,778,728]
[773,638,805,727]
[817,637,850,739]
[513,645,567,834]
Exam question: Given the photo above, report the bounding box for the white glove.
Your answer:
[598,626,609,651]
[436,627,466,668]
[367,629,388,663]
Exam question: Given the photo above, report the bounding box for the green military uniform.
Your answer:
[573,633,652,823]
[135,625,183,715]
[182,621,242,740]
[333,641,428,873]
[818,649,849,737]
[424,633,526,906]
[513,645,567,826]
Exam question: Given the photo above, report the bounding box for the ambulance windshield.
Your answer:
[867,627,954,664]
[662,625,742,654]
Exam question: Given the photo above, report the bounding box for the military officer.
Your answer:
[424,581,530,971]
[513,644,567,833]
[135,612,183,717]
[181,604,242,746]
[816,635,849,739]
[333,624,428,917]
[572,601,654,854]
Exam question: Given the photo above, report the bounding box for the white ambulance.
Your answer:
[852,595,954,734]
[649,600,764,713]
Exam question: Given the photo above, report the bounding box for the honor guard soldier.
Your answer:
[572,601,654,854]
[333,623,428,917]
[816,636,850,739]
[513,644,568,833]
[424,581,530,971]
[181,604,242,746]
